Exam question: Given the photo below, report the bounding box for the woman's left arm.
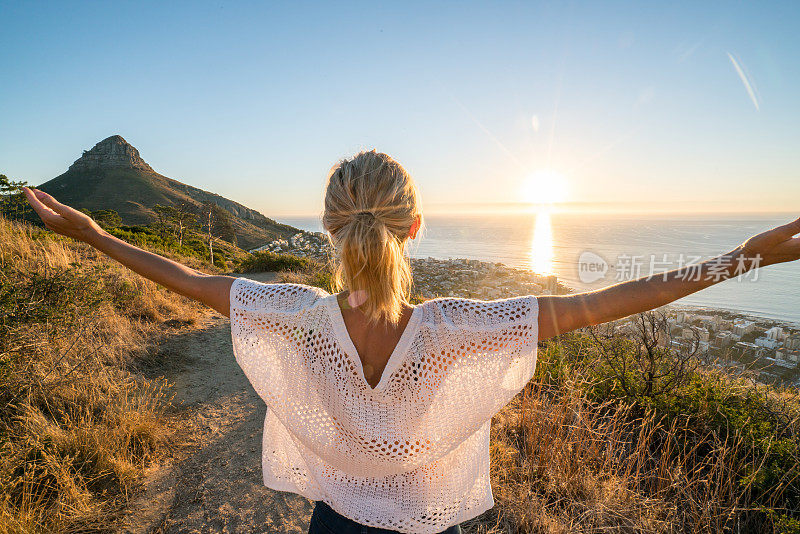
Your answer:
[537,217,800,341]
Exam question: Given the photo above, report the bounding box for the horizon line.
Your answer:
[270,201,798,219]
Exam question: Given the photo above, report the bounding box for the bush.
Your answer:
[108,225,233,269]
[235,251,309,273]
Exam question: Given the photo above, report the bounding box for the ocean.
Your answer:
[278,212,800,324]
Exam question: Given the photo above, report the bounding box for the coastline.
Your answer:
[667,303,800,330]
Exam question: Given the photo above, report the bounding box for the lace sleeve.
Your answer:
[229,278,328,403]
[421,295,540,432]
[229,277,327,314]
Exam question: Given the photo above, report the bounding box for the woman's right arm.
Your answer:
[23,187,236,317]
[537,216,800,341]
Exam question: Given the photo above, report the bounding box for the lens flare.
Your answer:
[727,52,760,111]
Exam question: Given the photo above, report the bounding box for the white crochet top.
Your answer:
[229,277,539,533]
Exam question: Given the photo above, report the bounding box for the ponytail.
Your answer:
[322,150,421,325]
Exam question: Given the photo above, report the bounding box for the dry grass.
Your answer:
[464,352,800,534]
[0,217,207,533]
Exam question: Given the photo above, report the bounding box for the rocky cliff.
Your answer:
[68,135,155,172]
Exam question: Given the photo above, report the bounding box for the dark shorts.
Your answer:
[308,500,462,534]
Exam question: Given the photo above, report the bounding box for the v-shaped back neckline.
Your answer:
[323,295,423,393]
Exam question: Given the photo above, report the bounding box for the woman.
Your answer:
[23,151,799,534]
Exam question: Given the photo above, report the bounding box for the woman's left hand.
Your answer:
[734,216,800,268]
[21,186,235,316]
[537,215,800,341]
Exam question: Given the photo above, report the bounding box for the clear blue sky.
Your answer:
[1,1,798,215]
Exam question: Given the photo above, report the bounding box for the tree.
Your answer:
[211,204,236,245]
[0,174,30,220]
[152,204,173,240]
[589,311,702,401]
[201,202,216,265]
[201,202,236,265]
[152,203,200,248]
[90,209,121,230]
[170,202,198,248]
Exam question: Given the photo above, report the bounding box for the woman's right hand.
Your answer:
[23,186,235,316]
[23,187,104,244]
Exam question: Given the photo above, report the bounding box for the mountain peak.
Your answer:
[68,135,154,173]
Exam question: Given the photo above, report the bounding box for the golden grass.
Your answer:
[0,217,206,533]
[464,366,800,533]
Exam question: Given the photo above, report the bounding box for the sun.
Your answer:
[520,169,568,205]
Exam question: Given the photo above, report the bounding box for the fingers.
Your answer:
[769,237,800,263]
[774,216,800,240]
[752,216,800,250]
[36,189,91,224]
[33,189,72,217]
[26,187,80,220]
[23,187,57,217]
[22,187,66,226]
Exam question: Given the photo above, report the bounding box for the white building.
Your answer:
[714,331,734,348]
[755,336,780,350]
[765,326,783,341]
[785,335,800,350]
[735,341,763,357]
[733,319,755,336]
[771,350,797,369]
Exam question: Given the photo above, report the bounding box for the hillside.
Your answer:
[37,135,299,250]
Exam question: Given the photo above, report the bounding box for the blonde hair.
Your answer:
[323,150,422,325]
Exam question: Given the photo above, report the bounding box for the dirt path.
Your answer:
[123,272,314,534]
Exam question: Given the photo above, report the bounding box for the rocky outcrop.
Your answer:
[68,135,154,172]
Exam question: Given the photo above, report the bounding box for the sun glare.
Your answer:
[521,169,568,205]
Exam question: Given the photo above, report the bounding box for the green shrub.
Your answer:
[236,251,309,273]
[304,270,334,292]
[108,225,232,267]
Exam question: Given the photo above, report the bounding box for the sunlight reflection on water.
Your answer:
[530,211,554,275]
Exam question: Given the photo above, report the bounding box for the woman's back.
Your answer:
[336,291,417,389]
[230,278,539,533]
